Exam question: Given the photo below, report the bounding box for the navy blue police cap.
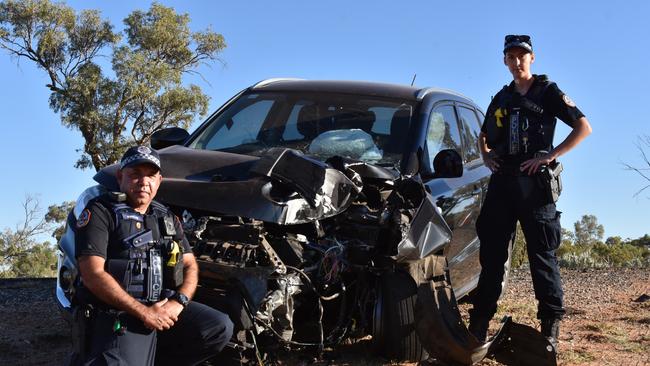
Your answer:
[120,146,161,171]
[504,34,533,53]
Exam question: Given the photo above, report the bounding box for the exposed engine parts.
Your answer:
[176,158,452,362]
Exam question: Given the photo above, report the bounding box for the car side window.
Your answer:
[427,104,462,167]
[203,99,274,150]
[457,106,482,163]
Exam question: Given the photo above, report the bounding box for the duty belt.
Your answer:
[496,164,528,176]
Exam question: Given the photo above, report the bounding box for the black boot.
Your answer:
[468,316,490,343]
[541,318,560,351]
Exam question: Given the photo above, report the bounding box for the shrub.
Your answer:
[558,242,650,268]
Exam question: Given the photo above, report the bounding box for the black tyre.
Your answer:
[371,270,426,362]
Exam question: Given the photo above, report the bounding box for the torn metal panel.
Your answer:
[490,319,558,366]
[250,148,360,212]
[377,176,452,262]
[395,194,452,262]
[415,277,501,365]
[415,272,557,366]
[326,156,399,181]
[255,272,302,342]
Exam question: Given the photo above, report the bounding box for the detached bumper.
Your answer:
[415,270,557,365]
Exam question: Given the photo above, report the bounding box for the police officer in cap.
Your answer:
[468,35,592,350]
[72,146,233,365]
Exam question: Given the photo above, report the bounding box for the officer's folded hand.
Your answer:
[162,299,184,321]
[142,298,177,331]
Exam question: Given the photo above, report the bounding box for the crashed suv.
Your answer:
[57,79,498,363]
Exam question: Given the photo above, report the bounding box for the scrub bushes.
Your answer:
[508,223,650,269]
[558,242,650,268]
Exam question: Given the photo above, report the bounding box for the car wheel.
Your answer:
[371,270,427,362]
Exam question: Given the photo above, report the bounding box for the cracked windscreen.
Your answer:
[188,91,417,167]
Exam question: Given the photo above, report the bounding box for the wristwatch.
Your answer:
[171,292,190,308]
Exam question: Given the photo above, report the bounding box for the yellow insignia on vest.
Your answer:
[76,209,91,228]
[494,108,507,128]
[136,222,142,229]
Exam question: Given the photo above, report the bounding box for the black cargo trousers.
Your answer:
[74,301,233,366]
[471,171,565,321]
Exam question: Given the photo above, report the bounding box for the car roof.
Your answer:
[250,78,474,103]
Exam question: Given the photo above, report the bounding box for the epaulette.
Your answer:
[96,192,129,210]
[94,193,133,228]
[150,200,170,216]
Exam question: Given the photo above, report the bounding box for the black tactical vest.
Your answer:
[99,196,179,303]
[485,75,556,163]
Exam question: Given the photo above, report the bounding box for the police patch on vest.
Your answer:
[562,94,576,107]
[77,209,91,228]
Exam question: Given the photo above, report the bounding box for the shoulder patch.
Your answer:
[562,94,576,107]
[77,209,91,228]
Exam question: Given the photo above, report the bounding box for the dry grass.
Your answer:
[1,268,649,365]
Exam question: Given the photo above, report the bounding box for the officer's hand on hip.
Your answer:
[520,153,554,175]
[482,151,501,172]
[141,298,176,331]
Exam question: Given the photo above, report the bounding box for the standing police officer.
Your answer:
[72,146,233,365]
[468,35,592,350]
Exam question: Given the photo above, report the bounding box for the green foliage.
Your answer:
[0,0,225,170]
[45,200,75,241]
[592,242,650,266]
[557,215,650,268]
[605,236,622,246]
[557,215,649,268]
[558,241,650,269]
[3,241,57,278]
[627,234,650,248]
[557,243,598,268]
[509,214,649,269]
[573,214,604,246]
[0,197,57,278]
[561,227,575,245]
[510,223,528,269]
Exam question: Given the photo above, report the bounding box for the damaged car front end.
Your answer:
[57,79,525,364]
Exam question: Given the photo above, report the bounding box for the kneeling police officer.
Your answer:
[468,35,592,351]
[70,146,233,365]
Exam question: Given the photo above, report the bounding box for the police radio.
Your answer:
[107,229,163,303]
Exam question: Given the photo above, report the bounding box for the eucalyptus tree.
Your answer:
[0,0,225,170]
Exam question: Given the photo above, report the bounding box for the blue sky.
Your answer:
[1,0,648,241]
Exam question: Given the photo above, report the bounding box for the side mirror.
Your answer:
[151,127,190,150]
[422,149,463,179]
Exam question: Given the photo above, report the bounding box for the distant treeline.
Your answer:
[511,214,650,269]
